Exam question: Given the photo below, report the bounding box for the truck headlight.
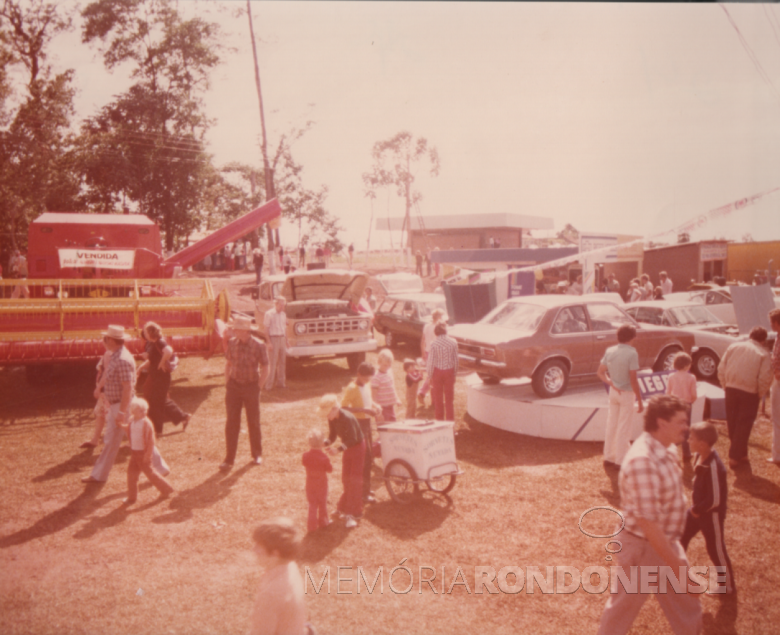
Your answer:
[294,323,307,335]
[358,319,369,331]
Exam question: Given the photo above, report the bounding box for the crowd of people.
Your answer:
[71,283,780,635]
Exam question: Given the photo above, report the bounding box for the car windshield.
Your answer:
[379,276,424,293]
[481,302,546,331]
[668,305,723,326]
[418,300,447,319]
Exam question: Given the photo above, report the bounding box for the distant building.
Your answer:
[642,240,729,288]
[375,212,554,253]
[727,240,780,283]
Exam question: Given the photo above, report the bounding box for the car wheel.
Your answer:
[477,373,501,385]
[653,346,682,372]
[531,359,569,398]
[693,350,719,381]
[346,352,365,372]
[385,330,396,348]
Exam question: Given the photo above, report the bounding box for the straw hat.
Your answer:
[102,324,131,340]
[227,315,258,331]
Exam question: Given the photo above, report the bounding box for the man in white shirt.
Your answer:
[567,275,583,295]
[264,297,288,390]
[639,274,653,300]
[659,271,673,296]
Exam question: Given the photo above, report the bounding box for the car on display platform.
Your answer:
[449,295,696,399]
[665,286,780,327]
[624,300,745,383]
[373,293,448,348]
[253,269,376,371]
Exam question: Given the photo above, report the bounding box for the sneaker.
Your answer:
[122,497,136,505]
[345,515,358,528]
[253,457,263,466]
[219,462,233,472]
[364,494,377,504]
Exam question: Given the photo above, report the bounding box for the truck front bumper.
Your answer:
[287,339,378,358]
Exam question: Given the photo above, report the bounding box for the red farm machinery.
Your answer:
[0,199,281,381]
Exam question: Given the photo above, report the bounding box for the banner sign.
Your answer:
[636,370,673,398]
[58,249,135,270]
[700,243,728,262]
[580,234,617,262]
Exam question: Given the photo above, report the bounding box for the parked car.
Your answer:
[666,286,780,327]
[624,300,745,382]
[253,269,376,371]
[374,272,424,296]
[449,295,696,399]
[374,293,448,348]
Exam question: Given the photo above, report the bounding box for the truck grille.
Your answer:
[298,318,365,334]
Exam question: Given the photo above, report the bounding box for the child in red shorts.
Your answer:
[302,428,332,532]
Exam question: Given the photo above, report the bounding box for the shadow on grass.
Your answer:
[300,522,351,564]
[0,364,96,418]
[73,484,169,539]
[32,447,99,483]
[0,485,124,548]
[599,468,621,507]
[150,463,254,524]
[702,592,738,635]
[732,466,780,505]
[363,494,453,540]
[457,413,603,469]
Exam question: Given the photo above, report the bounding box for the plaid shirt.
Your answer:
[619,432,687,542]
[104,346,136,404]
[773,336,780,376]
[427,335,459,377]
[226,336,269,383]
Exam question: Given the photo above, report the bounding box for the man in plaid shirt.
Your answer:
[426,323,459,421]
[598,395,702,635]
[82,325,167,483]
[768,309,780,464]
[221,316,270,471]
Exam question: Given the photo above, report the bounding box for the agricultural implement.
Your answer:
[0,199,281,381]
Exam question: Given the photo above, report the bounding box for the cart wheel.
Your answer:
[426,474,456,495]
[384,459,419,504]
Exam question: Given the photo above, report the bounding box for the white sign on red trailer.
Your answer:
[58,249,135,270]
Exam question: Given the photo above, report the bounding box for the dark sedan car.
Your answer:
[449,295,696,398]
[374,293,448,349]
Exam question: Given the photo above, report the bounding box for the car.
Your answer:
[624,300,745,382]
[373,293,449,349]
[665,286,780,327]
[449,295,696,399]
[374,272,424,295]
[253,269,377,371]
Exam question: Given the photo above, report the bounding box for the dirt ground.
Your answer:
[1,263,779,635]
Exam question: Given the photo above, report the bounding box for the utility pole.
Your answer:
[247,1,277,274]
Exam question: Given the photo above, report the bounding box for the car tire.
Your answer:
[346,352,365,372]
[653,346,682,372]
[531,359,569,399]
[385,330,396,348]
[693,350,719,382]
[477,373,501,385]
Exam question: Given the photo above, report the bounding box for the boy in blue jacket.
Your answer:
[680,421,736,595]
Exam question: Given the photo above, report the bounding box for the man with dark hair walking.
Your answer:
[598,395,702,635]
[717,326,773,468]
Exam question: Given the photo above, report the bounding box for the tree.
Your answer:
[0,0,79,252]
[363,131,440,248]
[79,0,221,250]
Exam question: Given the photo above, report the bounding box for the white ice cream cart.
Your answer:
[377,419,461,503]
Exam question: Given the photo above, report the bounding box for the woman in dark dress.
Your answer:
[137,321,191,435]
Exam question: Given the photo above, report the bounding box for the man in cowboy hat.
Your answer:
[221,316,270,470]
[82,325,168,483]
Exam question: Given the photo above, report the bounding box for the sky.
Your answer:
[50,1,780,250]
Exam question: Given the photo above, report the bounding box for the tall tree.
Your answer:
[363,131,440,248]
[0,0,79,251]
[79,0,221,250]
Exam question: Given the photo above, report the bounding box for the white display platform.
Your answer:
[465,373,707,442]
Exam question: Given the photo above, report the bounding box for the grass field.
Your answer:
[0,339,778,635]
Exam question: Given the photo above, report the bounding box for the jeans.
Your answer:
[224,379,262,464]
[431,367,455,420]
[337,441,365,518]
